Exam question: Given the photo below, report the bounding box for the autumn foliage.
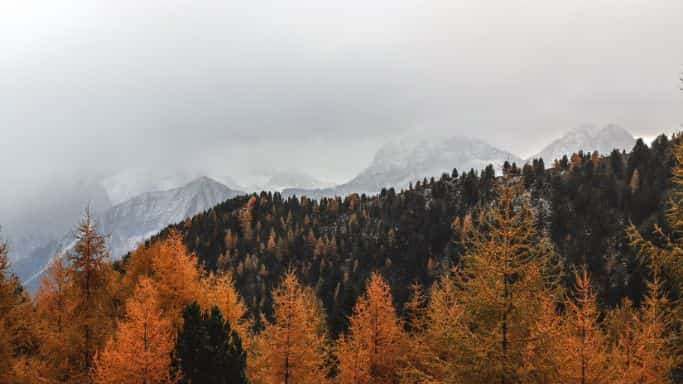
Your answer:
[2,141,683,383]
[91,278,176,384]
[249,271,330,384]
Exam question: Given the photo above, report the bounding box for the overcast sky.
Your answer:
[1,0,682,211]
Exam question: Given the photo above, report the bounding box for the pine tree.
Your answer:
[91,278,176,384]
[336,272,406,384]
[174,302,247,384]
[249,271,329,384]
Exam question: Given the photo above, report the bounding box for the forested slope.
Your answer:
[145,135,675,334]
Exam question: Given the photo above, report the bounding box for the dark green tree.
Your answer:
[174,302,247,384]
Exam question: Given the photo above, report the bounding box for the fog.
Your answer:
[2,0,682,217]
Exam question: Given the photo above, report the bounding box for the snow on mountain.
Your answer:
[253,171,335,192]
[99,176,242,259]
[284,135,522,198]
[3,177,112,263]
[14,177,242,288]
[100,168,204,205]
[531,124,636,164]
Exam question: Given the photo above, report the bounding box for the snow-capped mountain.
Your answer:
[13,177,242,288]
[251,171,335,192]
[99,176,242,259]
[284,136,522,198]
[531,124,636,164]
[3,177,112,263]
[101,168,205,205]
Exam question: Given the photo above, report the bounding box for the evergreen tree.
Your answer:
[174,302,247,384]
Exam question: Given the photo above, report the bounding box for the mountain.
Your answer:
[284,136,522,198]
[99,176,242,259]
[13,176,242,287]
[3,177,112,263]
[100,168,205,205]
[154,134,673,336]
[531,124,636,164]
[253,171,334,192]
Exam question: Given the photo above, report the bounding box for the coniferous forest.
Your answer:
[1,135,682,383]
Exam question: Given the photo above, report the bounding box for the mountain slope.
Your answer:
[284,136,522,198]
[99,176,242,259]
[152,134,672,335]
[257,171,335,192]
[13,177,242,287]
[532,124,636,164]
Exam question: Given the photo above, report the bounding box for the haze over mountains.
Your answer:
[531,124,636,164]
[12,176,241,287]
[283,135,523,198]
[6,125,643,285]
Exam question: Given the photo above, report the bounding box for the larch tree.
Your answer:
[249,271,330,384]
[34,257,80,382]
[65,212,117,381]
[151,230,204,325]
[618,245,676,383]
[624,135,681,381]
[91,278,176,384]
[0,233,36,383]
[400,273,469,384]
[456,182,558,384]
[336,272,407,384]
[240,196,257,241]
[606,299,641,384]
[556,268,611,384]
[203,271,251,348]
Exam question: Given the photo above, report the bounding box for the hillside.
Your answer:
[13,176,242,287]
[143,135,674,335]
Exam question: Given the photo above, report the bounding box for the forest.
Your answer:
[0,134,681,383]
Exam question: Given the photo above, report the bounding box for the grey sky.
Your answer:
[1,0,682,212]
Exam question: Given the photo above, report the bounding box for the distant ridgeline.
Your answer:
[134,135,675,335]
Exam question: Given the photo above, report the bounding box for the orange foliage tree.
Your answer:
[203,271,251,347]
[33,257,80,382]
[455,182,559,383]
[556,268,611,384]
[336,272,406,384]
[65,213,118,381]
[91,278,176,384]
[249,271,330,384]
[0,234,37,383]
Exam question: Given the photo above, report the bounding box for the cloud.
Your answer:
[1,0,682,214]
